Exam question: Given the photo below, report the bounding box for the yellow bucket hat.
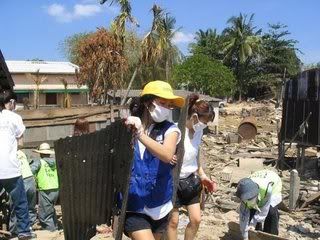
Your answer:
[141,80,185,108]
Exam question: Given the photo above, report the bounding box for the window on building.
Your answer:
[46,93,57,105]
[16,93,30,103]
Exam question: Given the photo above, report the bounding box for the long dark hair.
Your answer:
[188,93,215,121]
[130,94,165,141]
[0,89,13,112]
[129,95,156,118]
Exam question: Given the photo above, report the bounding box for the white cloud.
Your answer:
[46,3,102,22]
[173,32,195,44]
[74,4,101,17]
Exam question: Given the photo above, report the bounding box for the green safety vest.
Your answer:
[37,159,59,190]
[17,150,33,179]
[249,170,282,208]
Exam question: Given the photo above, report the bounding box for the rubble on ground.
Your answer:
[196,101,320,239]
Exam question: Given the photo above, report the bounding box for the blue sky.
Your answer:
[0,0,319,64]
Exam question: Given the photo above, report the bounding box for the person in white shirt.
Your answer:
[0,89,36,239]
[167,94,217,240]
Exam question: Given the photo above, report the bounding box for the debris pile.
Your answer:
[196,101,320,239]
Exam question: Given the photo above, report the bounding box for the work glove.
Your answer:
[200,174,217,193]
[125,116,143,137]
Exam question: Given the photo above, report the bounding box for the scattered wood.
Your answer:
[18,105,128,127]
[300,192,320,209]
[289,169,300,211]
[232,153,278,159]
[249,230,288,240]
[19,105,109,120]
[228,222,288,240]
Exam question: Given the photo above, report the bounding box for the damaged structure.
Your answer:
[0,50,14,91]
[279,68,320,178]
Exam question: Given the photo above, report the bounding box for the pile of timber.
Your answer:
[18,105,128,128]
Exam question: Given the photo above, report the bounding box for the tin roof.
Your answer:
[6,60,79,74]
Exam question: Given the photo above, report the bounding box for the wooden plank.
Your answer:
[289,169,300,211]
[18,105,128,121]
[24,113,112,127]
[249,231,288,240]
[171,96,189,205]
[228,222,288,240]
[18,105,111,120]
[233,153,278,159]
[300,192,320,209]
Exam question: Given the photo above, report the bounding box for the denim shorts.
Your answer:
[124,212,169,236]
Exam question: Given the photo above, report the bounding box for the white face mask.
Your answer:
[149,102,170,123]
[192,114,207,132]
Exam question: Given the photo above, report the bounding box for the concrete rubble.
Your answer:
[196,101,320,239]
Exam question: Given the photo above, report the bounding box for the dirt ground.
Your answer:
[5,101,320,240]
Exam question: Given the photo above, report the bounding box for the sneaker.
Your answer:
[18,232,37,240]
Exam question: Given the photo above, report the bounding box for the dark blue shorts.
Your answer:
[124,212,169,236]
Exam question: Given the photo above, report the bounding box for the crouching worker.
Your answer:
[236,170,282,240]
[31,143,59,231]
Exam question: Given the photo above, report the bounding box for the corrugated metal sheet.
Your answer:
[54,120,133,240]
[281,68,320,146]
[6,61,79,74]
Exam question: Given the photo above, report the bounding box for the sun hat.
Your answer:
[141,80,185,108]
[33,143,55,155]
[236,178,259,201]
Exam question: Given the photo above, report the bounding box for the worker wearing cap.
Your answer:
[31,143,59,231]
[236,170,282,240]
[10,150,37,234]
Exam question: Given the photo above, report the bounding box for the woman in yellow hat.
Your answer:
[124,80,184,240]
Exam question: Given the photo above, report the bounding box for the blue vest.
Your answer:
[126,121,175,212]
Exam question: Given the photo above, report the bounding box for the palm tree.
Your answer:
[57,77,71,108]
[222,13,263,100]
[101,0,138,103]
[26,70,47,109]
[192,28,223,60]
[157,13,181,81]
[195,29,218,46]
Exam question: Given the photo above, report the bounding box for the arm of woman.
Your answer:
[138,131,179,164]
[197,148,217,192]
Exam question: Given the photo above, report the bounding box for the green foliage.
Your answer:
[172,54,235,97]
[189,14,302,99]
[223,14,263,64]
[221,14,263,99]
[261,23,301,78]
[303,62,320,70]
[190,29,224,61]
